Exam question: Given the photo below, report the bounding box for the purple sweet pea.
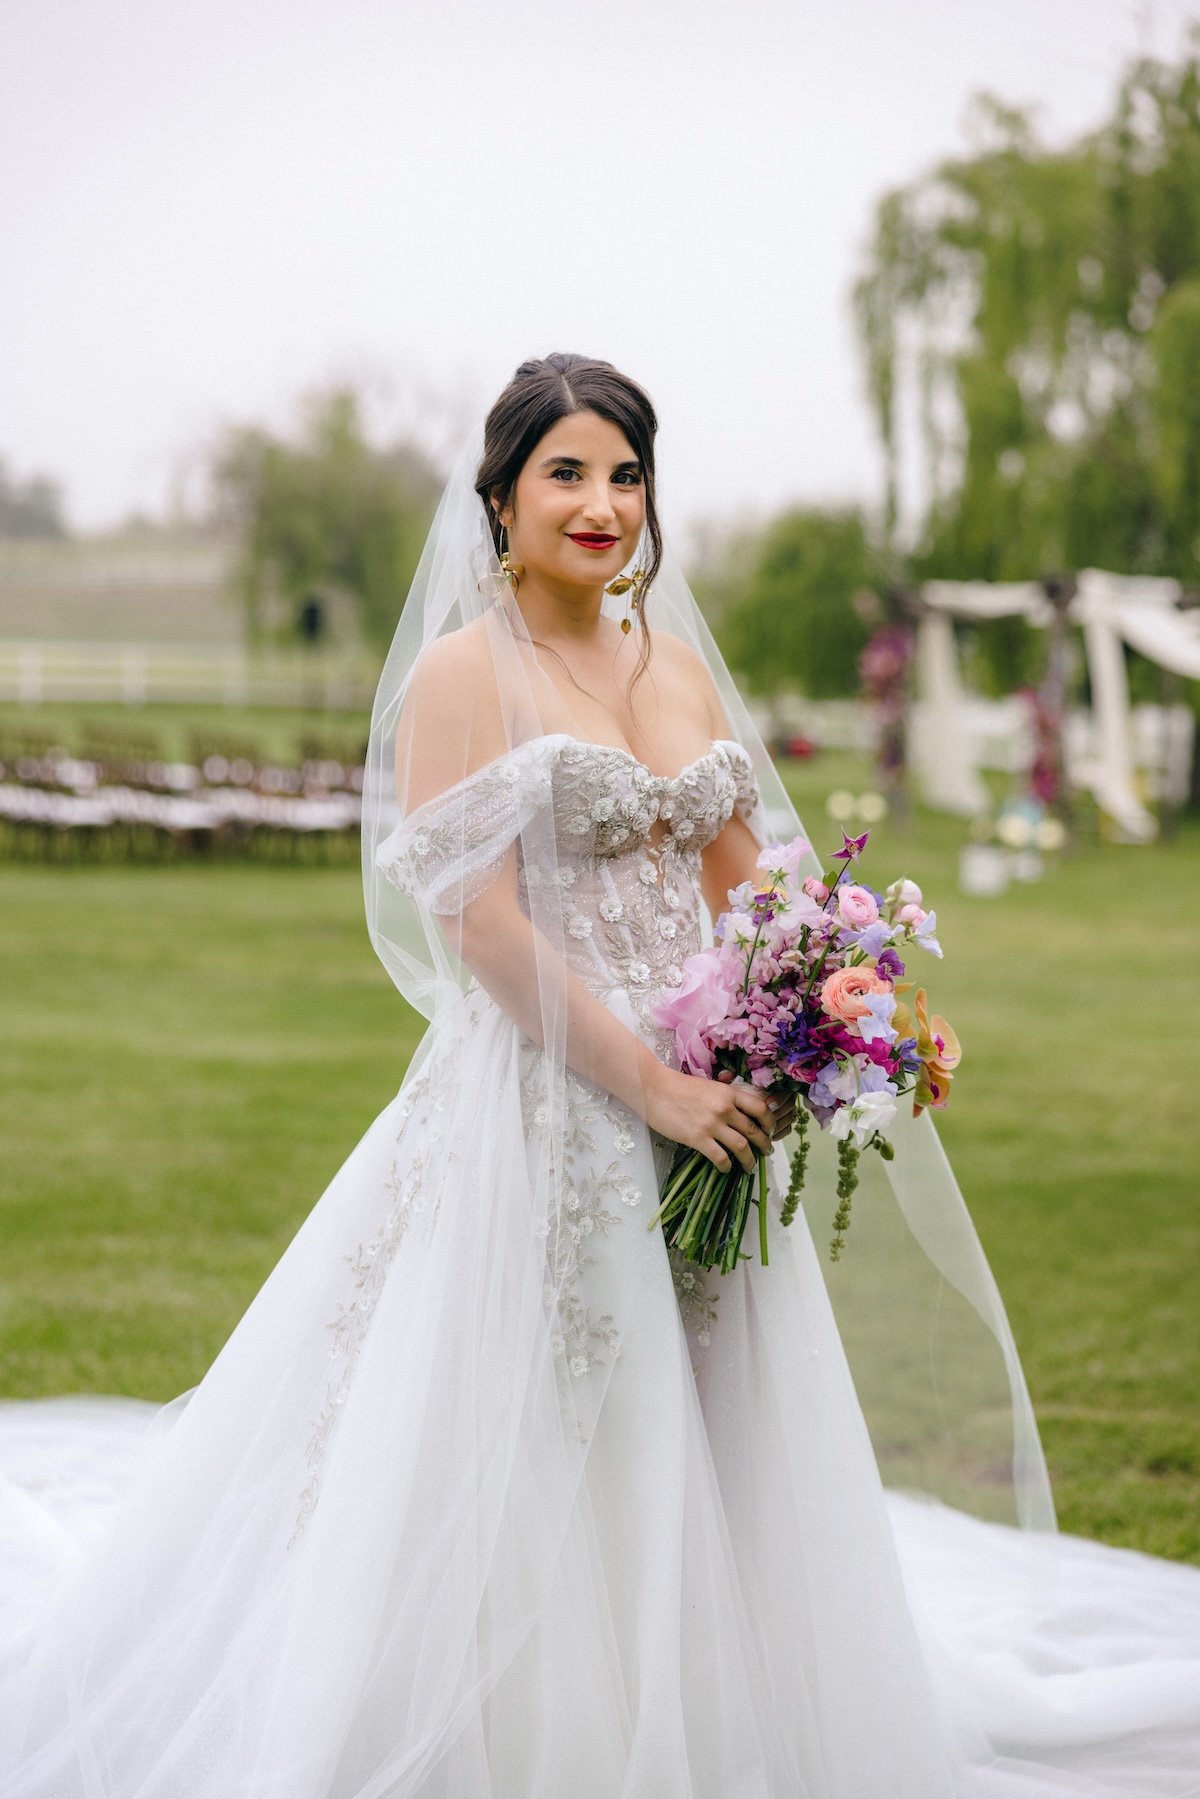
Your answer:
[876,946,905,982]
[858,991,898,1046]
[809,1060,858,1108]
[839,919,897,959]
[894,1034,921,1073]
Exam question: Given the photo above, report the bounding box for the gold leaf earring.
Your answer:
[607,565,648,633]
[497,521,524,593]
[477,516,525,601]
[606,544,649,634]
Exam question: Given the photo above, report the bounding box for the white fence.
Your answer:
[0,642,378,711]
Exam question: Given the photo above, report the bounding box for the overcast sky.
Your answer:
[2,0,1195,543]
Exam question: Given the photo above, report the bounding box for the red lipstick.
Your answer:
[568,533,618,549]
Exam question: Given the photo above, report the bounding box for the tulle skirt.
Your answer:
[2,989,1199,1797]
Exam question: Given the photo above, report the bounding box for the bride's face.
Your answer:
[497,410,646,592]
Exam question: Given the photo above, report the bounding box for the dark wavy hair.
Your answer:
[474,353,662,687]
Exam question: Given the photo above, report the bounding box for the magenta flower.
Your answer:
[832,829,870,863]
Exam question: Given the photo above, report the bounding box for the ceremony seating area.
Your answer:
[0,723,365,863]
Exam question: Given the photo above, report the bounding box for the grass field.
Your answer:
[2,748,1198,1562]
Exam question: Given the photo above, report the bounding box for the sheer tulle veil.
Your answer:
[362,408,1055,1541]
[0,378,1078,1799]
[18,360,1200,1799]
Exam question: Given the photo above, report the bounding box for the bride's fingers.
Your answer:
[712,1121,757,1174]
[701,1136,734,1174]
[768,1099,797,1139]
[719,1109,776,1167]
[727,1091,774,1155]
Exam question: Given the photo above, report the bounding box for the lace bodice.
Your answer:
[377,733,765,1057]
[527,737,761,1053]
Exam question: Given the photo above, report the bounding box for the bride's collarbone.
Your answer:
[535,669,713,778]
[559,709,714,778]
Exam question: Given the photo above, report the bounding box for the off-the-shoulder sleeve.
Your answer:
[374,746,553,916]
[727,747,760,821]
[719,740,769,839]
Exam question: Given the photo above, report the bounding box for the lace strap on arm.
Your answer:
[375,748,551,916]
[722,741,770,840]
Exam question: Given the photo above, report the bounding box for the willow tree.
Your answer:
[212,388,443,651]
[854,36,1200,594]
[717,507,884,701]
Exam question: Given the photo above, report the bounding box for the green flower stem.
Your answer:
[707,1170,729,1267]
[680,1160,719,1254]
[675,1162,713,1260]
[649,1140,776,1272]
[720,1174,747,1273]
[710,1171,741,1267]
[757,1149,769,1267]
[647,1151,703,1233]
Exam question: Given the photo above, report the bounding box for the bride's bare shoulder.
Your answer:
[405,619,505,714]
[652,627,708,675]
[400,619,509,770]
[649,627,729,726]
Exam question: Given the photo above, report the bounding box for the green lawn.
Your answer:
[2,752,1197,1562]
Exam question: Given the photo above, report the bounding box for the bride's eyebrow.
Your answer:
[538,454,643,474]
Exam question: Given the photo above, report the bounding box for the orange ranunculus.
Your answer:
[819,964,892,1024]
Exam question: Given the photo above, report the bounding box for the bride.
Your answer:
[2,352,1198,1797]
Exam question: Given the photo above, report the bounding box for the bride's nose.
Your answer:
[579,483,618,528]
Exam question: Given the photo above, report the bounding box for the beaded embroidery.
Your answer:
[296,740,767,1540]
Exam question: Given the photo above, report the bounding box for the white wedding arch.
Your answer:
[909,570,1200,839]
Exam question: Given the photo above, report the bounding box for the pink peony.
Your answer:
[803,876,830,904]
[898,903,927,925]
[650,948,744,1077]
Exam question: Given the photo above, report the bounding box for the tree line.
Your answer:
[210,37,1200,703]
[5,36,1196,706]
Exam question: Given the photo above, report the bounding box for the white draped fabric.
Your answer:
[910,610,994,815]
[911,570,1198,836]
[1072,571,1200,842]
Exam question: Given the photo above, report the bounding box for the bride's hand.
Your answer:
[643,1066,777,1174]
[715,1068,797,1142]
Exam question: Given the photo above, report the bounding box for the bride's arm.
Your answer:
[653,636,797,1138]
[392,632,776,1172]
[699,811,764,926]
[654,637,771,918]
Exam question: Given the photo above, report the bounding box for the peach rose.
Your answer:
[819,964,891,1024]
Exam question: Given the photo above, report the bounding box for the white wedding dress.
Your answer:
[2,734,1199,1798]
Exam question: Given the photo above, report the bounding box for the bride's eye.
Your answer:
[614,470,643,486]
[550,467,579,482]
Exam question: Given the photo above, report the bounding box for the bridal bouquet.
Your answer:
[647,829,960,1269]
